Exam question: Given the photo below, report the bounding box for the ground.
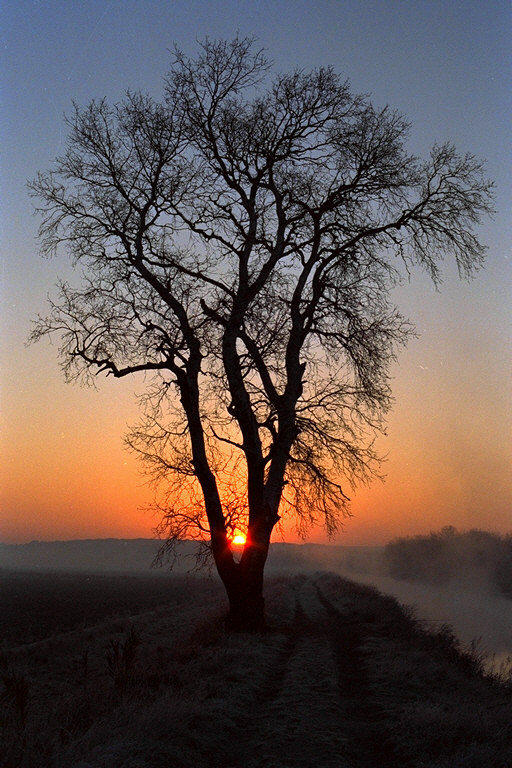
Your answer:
[1,571,511,767]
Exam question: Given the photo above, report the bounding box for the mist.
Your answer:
[346,569,511,668]
[326,530,512,673]
[2,531,510,672]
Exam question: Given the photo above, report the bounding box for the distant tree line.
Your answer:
[384,527,512,597]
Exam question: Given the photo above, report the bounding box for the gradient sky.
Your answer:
[1,0,511,545]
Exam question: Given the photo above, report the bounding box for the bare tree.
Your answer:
[30,38,493,629]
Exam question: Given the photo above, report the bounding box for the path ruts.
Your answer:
[315,580,413,767]
[226,574,411,768]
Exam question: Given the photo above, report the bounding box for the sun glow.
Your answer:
[231,533,246,546]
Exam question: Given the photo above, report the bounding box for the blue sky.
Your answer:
[1,0,510,543]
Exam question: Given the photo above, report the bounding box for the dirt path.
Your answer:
[228,575,411,768]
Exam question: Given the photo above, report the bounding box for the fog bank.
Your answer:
[1,537,510,670]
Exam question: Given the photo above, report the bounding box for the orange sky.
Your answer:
[1,1,511,546]
[2,262,510,546]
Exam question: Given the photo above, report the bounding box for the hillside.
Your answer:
[1,571,510,767]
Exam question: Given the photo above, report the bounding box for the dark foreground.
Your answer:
[1,571,510,767]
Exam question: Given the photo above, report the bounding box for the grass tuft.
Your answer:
[105,626,142,696]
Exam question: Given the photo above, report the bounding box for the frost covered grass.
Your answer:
[316,572,512,766]
[1,571,510,767]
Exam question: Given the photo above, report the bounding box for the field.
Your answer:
[0,571,209,646]
[1,570,511,767]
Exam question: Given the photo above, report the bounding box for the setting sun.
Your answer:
[232,533,246,546]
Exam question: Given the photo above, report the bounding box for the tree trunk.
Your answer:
[208,527,266,631]
[224,570,266,632]
[223,540,268,631]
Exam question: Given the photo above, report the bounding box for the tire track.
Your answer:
[314,577,414,767]
[220,575,413,768]
[232,577,352,768]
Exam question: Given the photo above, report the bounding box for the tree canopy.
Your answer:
[30,37,493,628]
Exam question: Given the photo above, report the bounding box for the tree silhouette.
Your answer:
[30,38,493,629]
